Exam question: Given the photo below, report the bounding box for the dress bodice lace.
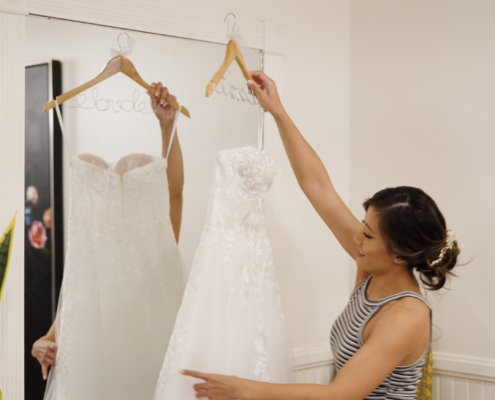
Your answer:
[71,153,171,224]
[210,145,276,230]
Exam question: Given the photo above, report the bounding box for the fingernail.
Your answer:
[247,80,253,85]
[155,90,160,97]
[160,100,165,106]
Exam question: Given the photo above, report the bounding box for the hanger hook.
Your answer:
[117,31,131,53]
[223,13,237,37]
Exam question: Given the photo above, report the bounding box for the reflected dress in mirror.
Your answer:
[44,114,186,400]
[153,145,294,399]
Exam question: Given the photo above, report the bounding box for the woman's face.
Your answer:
[353,206,399,273]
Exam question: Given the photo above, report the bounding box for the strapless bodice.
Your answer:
[208,145,276,231]
[69,153,170,225]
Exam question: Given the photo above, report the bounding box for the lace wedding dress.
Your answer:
[153,145,294,399]
[44,110,186,400]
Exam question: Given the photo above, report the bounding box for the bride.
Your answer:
[182,71,459,400]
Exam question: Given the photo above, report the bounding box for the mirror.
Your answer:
[25,16,263,400]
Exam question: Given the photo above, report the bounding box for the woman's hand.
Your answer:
[32,338,57,380]
[247,71,285,118]
[181,370,247,400]
[147,82,177,126]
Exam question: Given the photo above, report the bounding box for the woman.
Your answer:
[182,71,460,399]
[31,83,184,380]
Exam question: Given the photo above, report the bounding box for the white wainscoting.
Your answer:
[432,352,495,400]
[432,374,495,400]
[293,346,495,399]
[294,346,335,384]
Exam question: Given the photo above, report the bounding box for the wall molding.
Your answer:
[293,345,334,371]
[292,345,495,384]
[0,11,25,400]
[433,352,495,383]
[27,1,286,55]
[0,0,27,15]
[27,1,264,49]
[264,21,286,55]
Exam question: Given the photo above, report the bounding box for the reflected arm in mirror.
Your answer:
[247,71,369,286]
[147,83,184,243]
[32,321,57,380]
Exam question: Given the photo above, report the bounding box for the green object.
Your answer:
[0,212,17,302]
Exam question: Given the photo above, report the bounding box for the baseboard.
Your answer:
[292,346,495,383]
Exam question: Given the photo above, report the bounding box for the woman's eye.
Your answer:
[364,233,372,239]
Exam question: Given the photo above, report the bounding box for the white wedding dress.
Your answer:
[45,109,186,400]
[153,145,294,399]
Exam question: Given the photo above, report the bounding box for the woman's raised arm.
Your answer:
[247,72,361,262]
[147,83,184,243]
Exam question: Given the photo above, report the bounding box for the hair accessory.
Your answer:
[431,229,455,266]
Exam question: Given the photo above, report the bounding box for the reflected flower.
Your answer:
[26,186,38,204]
[28,221,47,249]
[43,208,52,229]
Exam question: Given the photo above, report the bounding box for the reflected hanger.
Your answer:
[43,34,191,118]
[206,14,254,98]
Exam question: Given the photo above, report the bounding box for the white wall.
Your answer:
[350,0,495,366]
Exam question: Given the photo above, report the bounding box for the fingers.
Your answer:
[44,345,57,365]
[42,354,55,366]
[246,80,263,97]
[164,94,177,112]
[250,70,272,86]
[181,369,210,381]
[193,383,208,391]
[154,82,163,98]
[148,82,176,114]
[148,83,160,105]
[42,364,48,380]
[160,86,169,107]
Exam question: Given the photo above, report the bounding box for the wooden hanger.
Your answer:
[206,39,254,98]
[43,55,191,118]
[206,38,266,112]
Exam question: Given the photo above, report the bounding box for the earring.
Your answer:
[394,259,400,263]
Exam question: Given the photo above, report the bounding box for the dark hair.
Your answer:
[363,186,460,291]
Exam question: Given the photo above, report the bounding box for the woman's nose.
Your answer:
[353,232,361,246]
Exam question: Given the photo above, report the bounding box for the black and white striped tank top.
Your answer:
[330,275,432,399]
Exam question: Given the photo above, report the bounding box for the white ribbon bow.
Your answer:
[226,17,250,50]
[110,33,136,58]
